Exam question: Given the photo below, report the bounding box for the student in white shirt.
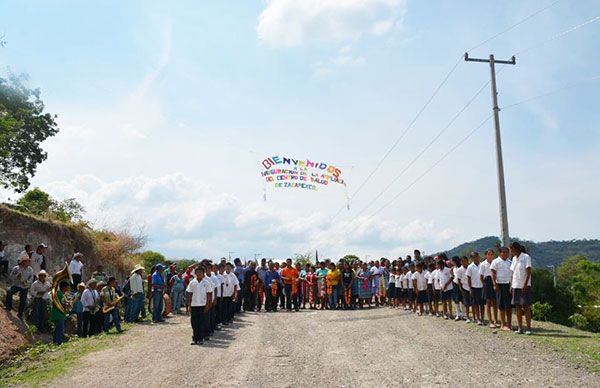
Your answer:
[400,268,408,310]
[69,253,84,291]
[222,263,240,324]
[458,256,472,323]
[412,263,428,316]
[394,267,402,309]
[510,242,533,335]
[491,247,513,330]
[451,256,465,321]
[467,252,484,325]
[425,263,435,316]
[388,269,397,308]
[81,279,100,337]
[431,266,441,317]
[481,248,499,328]
[187,266,213,345]
[407,264,416,312]
[437,259,454,320]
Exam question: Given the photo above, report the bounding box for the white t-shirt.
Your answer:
[222,272,240,297]
[479,260,493,279]
[510,253,532,289]
[466,262,483,288]
[424,270,433,285]
[459,266,470,291]
[432,269,441,290]
[186,277,212,307]
[216,273,224,298]
[31,252,44,275]
[413,271,427,291]
[490,257,512,284]
[395,274,402,288]
[402,273,410,289]
[453,266,463,284]
[69,259,83,275]
[437,267,454,291]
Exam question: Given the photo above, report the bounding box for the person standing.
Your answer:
[101,277,123,334]
[69,253,84,291]
[92,265,108,284]
[30,243,48,278]
[126,265,145,322]
[187,266,212,345]
[467,252,485,325]
[71,282,86,336]
[233,258,245,313]
[326,262,341,309]
[256,259,268,312]
[50,281,71,344]
[280,258,299,312]
[480,248,499,328]
[170,269,186,314]
[243,261,258,312]
[510,242,533,335]
[81,279,100,337]
[491,247,513,331]
[264,262,280,312]
[151,264,166,323]
[222,263,240,323]
[29,269,51,332]
[5,253,34,319]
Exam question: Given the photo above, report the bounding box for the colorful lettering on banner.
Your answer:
[261,155,346,192]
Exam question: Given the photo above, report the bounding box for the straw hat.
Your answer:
[38,270,48,277]
[130,264,145,275]
[17,253,31,264]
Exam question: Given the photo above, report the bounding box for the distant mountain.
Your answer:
[441,236,600,267]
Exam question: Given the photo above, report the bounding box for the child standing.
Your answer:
[467,252,484,325]
[451,256,464,321]
[480,249,499,328]
[510,242,533,335]
[388,268,397,308]
[458,256,472,323]
[491,247,513,331]
[437,260,454,320]
[412,263,428,316]
[50,281,71,344]
[431,264,441,317]
[426,263,435,316]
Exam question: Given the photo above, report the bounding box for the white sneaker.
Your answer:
[454,316,460,321]
[465,319,471,323]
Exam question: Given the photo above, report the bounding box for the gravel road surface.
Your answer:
[49,308,599,387]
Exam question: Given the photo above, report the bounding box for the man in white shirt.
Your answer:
[30,243,48,277]
[480,249,499,328]
[126,265,145,323]
[222,263,240,324]
[510,242,533,335]
[187,266,213,345]
[491,247,513,330]
[467,252,484,325]
[29,269,51,332]
[69,253,84,291]
[0,240,9,277]
[81,279,100,337]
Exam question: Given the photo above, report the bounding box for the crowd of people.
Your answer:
[1,239,534,348]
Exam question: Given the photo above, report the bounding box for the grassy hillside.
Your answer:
[443,236,600,267]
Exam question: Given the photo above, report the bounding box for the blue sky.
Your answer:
[1,0,599,260]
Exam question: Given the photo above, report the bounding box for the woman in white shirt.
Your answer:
[491,247,513,330]
[451,256,465,321]
[436,259,454,320]
[510,242,533,335]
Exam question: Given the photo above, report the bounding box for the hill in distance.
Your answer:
[442,236,600,267]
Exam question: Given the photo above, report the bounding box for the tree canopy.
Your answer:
[14,187,85,223]
[0,74,59,192]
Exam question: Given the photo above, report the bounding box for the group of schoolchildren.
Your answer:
[185,241,534,345]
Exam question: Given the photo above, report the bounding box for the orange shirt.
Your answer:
[281,267,299,285]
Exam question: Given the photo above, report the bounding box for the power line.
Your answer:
[514,14,600,56]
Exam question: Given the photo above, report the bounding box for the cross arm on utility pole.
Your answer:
[464,53,516,65]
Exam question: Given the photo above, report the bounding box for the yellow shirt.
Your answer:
[327,269,341,286]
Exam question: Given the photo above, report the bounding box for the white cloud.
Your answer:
[39,173,454,260]
[257,0,407,47]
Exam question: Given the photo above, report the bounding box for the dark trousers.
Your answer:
[278,284,285,308]
[0,260,8,276]
[75,312,83,336]
[222,296,233,322]
[31,298,47,332]
[215,297,223,324]
[191,306,207,342]
[82,311,99,337]
[5,286,28,317]
[71,273,82,291]
[265,288,278,311]
[284,284,298,311]
[244,291,256,311]
[103,309,122,332]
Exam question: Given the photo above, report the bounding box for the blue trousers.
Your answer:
[152,290,163,322]
[126,293,144,322]
[171,288,184,312]
[329,286,339,308]
[103,308,122,332]
[53,319,65,344]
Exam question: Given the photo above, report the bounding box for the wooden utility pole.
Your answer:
[464,53,516,248]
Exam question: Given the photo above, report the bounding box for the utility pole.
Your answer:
[547,265,557,288]
[465,53,516,248]
[228,251,235,262]
[254,253,262,262]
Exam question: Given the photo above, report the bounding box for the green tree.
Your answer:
[140,250,167,272]
[0,74,59,192]
[293,252,313,266]
[16,187,52,216]
[341,254,359,263]
[52,198,86,223]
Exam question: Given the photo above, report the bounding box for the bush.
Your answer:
[532,302,552,321]
[568,313,589,330]
[582,306,600,332]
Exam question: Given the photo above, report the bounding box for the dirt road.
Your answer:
[49,308,598,387]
